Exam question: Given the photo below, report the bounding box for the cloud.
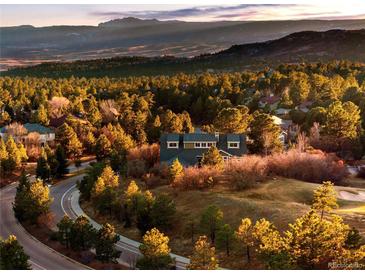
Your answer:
[90,4,294,21]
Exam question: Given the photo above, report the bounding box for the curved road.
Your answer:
[51,171,190,269]
[0,182,89,270]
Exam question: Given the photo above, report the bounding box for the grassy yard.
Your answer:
[81,177,365,269]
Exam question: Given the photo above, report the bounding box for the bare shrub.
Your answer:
[174,166,219,190]
[267,149,347,183]
[127,159,147,178]
[100,100,120,123]
[127,143,160,169]
[224,156,268,190]
[48,96,70,118]
[143,173,165,188]
[5,122,27,137]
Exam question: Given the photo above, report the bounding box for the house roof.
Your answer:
[166,134,180,142]
[24,123,53,134]
[0,123,53,134]
[183,133,217,142]
[226,134,240,142]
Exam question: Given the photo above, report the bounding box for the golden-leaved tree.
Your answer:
[187,235,219,270]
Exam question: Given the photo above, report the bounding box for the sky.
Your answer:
[1,3,365,27]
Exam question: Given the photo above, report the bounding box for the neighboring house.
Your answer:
[296,101,313,113]
[272,115,299,144]
[259,94,281,111]
[0,123,55,146]
[160,132,247,166]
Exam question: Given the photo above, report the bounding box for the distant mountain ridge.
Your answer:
[3,28,365,77]
[1,17,365,70]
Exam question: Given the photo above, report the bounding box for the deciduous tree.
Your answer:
[187,235,218,270]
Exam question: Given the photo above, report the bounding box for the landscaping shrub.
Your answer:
[127,159,147,178]
[224,156,268,190]
[267,149,347,183]
[173,166,219,190]
[127,143,160,169]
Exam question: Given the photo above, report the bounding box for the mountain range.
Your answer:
[1,17,365,70]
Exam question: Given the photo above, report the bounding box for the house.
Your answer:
[259,94,281,111]
[160,132,247,166]
[0,123,55,146]
[272,115,299,143]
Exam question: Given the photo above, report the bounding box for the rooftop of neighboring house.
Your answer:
[259,94,281,105]
[160,131,247,166]
[0,123,54,135]
[49,114,88,128]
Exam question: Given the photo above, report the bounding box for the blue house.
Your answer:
[160,132,247,166]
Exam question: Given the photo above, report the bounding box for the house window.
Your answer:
[167,142,179,149]
[201,142,207,148]
[223,156,229,161]
[228,142,240,149]
[195,142,201,148]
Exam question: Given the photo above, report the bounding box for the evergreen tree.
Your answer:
[95,134,112,160]
[36,155,51,183]
[13,179,53,224]
[57,123,83,159]
[214,106,251,133]
[216,224,234,256]
[150,194,176,231]
[248,111,283,154]
[168,159,184,184]
[200,146,224,169]
[56,215,74,248]
[32,104,49,126]
[187,235,218,270]
[0,137,8,175]
[69,216,96,251]
[55,145,69,178]
[235,218,254,263]
[17,143,28,163]
[6,136,22,170]
[136,228,174,270]
[84,131,96,154]
[200,205,223,244]
[0,235,31,270]
[311,181,338,220]
[95,223,121,263]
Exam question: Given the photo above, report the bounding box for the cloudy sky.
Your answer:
[1,3,365,27]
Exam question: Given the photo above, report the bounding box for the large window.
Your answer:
[228,142,240,149]
[167,142,179,149]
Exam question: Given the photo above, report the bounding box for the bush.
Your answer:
[267,149,347,183]
[127,144,160,170]
[224,156,268,190]
[127,159,147,178]
[174,166,219,190]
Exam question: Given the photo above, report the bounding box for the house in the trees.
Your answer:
[160,132,247,166]
[0,123,55,146]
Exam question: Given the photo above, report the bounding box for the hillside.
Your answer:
[3,29,365,77]
[1,18,365,70]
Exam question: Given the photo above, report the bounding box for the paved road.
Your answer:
[51,171,190,269]
[0,183,89,270]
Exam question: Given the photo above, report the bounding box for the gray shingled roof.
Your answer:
[226,134,240,142]
[0,123,53,134]
[183,133,217,142]
[166,134,180,142]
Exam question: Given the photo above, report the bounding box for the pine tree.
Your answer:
[57,123,83,159]
[36,155,51,183]
[6,136,22,170]
[136,228,174,270]
[311,181,338,220]
[168,159,184,184]
[69,216,96,251]
[13,179,53,224]
[95,223,121,263]
[56,215,74,248]
[150,194,176,231]
[32,104,49,126]
[187,235,218,270]
[0,235,31,270]
[55,145,69,178]
[248,111,283,154]
[214,106,251,133]
[84,131,96,154]
[0,137,8,175]
[235,218,254,263]
[216,224,234,256]
[200,146,224,169]
[17,143,28,163]
[200,205,223,244]
[95,134,112,160]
